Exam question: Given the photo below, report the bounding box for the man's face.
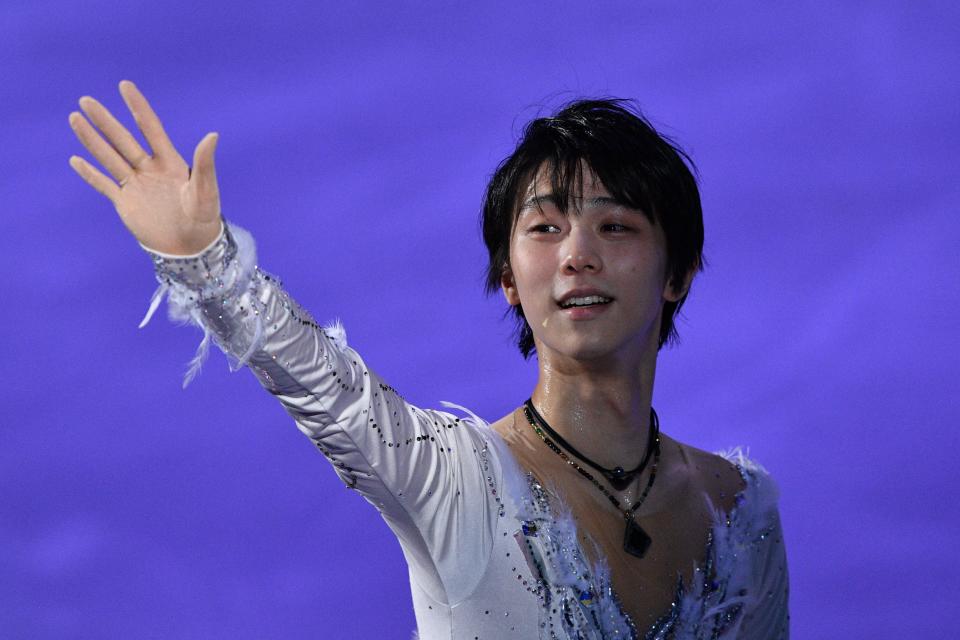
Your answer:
[501,163,685,363]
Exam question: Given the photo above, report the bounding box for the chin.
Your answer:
[543,336,623,362]
[539,324,655,363]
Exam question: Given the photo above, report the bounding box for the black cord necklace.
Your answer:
[524,400,658,491]
[522,399,661,559]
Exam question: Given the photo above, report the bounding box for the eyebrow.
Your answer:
[518,193,626,214]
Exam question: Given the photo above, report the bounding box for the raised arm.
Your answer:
[68,82,502,606]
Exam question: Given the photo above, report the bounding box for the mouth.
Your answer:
[557,294,614,309]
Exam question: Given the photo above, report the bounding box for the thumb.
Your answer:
[190,132,220,204]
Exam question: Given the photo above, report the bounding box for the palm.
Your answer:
[114,158,208,250]
[68,80,223,256]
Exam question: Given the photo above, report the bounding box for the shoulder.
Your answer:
[664,437,781,522]
[712,446,782,514]
[660,435,746,516]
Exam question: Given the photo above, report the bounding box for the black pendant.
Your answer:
[623,518,652,558]
[607,467,634,492]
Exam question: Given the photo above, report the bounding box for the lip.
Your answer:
[556,288,615,321]
[560,301,612,320]
[555,288,615,306]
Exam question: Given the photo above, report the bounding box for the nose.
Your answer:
[560,227,602,274]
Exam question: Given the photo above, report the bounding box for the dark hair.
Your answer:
[481,98,705,359]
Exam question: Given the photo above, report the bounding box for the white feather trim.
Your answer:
[138,282,169,329]
[658,446,783,636]
[230,312,264,372]
[182,323,212,389]
[439,400,638,636]
[139,221,262,388]
[323,318,348,353]
[228,222,259,289]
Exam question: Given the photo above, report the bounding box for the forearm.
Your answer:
[138,221,501,602]
[138,219,490,521]
[141,219,363,440]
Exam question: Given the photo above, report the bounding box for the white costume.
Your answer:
[141,220,790,639]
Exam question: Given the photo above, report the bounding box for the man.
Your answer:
[69,83,788,638]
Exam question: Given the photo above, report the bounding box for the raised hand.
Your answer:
[68,80,223,256]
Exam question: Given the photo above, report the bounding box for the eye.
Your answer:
[529,224,561,233]
[602,223,632,233]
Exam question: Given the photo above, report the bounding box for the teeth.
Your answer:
[561,295,612,308]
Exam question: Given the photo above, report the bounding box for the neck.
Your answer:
[528,337,659,471]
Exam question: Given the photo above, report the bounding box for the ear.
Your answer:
[662,263,698,303]
[500,265,521,306]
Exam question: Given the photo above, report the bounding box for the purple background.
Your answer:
[3,2,958,637]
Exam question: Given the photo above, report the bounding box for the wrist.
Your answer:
[138,219,225,259]
[145,218,252,298]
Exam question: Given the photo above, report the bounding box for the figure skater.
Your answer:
[68,80,789,639]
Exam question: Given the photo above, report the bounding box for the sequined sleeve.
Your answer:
[737,506,790,639]
[139,219,502,606]
[717,457,791,640]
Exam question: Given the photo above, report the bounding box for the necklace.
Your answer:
[524,400,658,491]
[522,400,661,559]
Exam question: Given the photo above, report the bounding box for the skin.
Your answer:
[67,86,682,464]
[494,163,696,475]
[69,82,747,626]
[68,80,222,256]
[489,167,748,628]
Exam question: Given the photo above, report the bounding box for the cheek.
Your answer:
[510,243,551,293]
[633,242,669,285]
[626,261,664,291]
[619,254,670,307]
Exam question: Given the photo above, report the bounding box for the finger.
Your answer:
[117,80,179,162]
[68,111,135,183]
[69,155,121,202]
[191,132,220,202]
[78,96,151,170]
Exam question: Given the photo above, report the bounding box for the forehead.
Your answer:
[521,160,610,200]
[515,160,637,222]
